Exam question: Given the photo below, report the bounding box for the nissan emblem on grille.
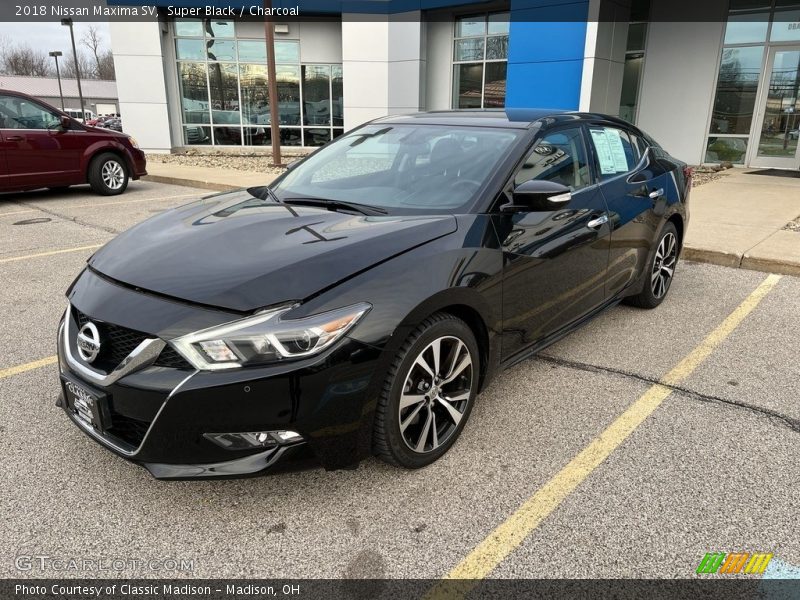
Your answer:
[76,322,101,363]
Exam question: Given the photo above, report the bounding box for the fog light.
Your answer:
[204,430,304,450]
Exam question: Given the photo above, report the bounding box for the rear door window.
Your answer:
[587,126,639,180]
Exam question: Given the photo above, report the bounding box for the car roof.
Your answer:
[371,109,636,130]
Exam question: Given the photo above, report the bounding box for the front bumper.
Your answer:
[57,273,383,479]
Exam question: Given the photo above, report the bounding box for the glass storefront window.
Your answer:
[456,16,485,38]
[275,41,300,63]
[208,63,240,124]
[453,64,483,109]
[183,125,211,145]
[618,22,648,124]
[724,13,770,44]
[276,65,301,125]
[176,39,205,61]
[178,62,210,124]
[626,23,647,52]
[483,62,507,108]
[453,11,508,109]
[487,12,510,35]
[332,66,343,127]
[207,40,236,62]
[705,137,748,163]
[174,18,342,147]
[302,65,331,126]
[770,10,800,41]
[207,20,234,38]
[709,46,764,134]
[486,36,509,60]
[240,64,268,125]
[238,40,266,63]
[175,19,203,37]
[455,39,484,61]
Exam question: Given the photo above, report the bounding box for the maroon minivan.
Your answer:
[0,90,146,196]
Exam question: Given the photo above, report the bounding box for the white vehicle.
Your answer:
[64,108,96,123]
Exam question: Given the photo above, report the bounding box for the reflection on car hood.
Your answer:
[89,189,458,312]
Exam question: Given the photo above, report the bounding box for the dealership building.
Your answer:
[109,0,800,169]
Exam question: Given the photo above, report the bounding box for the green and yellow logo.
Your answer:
[696,552,774,575]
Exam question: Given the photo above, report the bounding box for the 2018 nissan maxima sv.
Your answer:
[56,110,691,479]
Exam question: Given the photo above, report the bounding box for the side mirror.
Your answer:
[503,180,572,213]
[60,115,71,129]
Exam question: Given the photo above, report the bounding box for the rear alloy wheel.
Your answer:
[374,314,479,468]
[88,152,129,196]
[625,221,679,309]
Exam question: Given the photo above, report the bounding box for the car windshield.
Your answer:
[272,124,521,214]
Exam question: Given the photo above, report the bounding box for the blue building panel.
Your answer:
[506,0,589,110]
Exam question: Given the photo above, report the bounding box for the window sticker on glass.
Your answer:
[590,128,630,175]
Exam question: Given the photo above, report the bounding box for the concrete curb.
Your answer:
[684,245,800,278]
[143,174,239,193]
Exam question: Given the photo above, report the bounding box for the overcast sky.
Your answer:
[0,21,112,57]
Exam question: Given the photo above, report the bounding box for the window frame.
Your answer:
[451,11,509,110]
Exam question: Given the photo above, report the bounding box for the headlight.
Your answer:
[171,303,371,371]
[127,136,139,148]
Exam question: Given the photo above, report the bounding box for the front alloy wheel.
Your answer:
[374,313,479,468]
[399,336,473,454]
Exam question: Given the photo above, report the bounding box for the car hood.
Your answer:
[89,189,457,312]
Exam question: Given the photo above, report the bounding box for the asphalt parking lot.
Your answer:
[1,180,798,582]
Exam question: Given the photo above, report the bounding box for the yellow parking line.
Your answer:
[0,244,104,264]
[0,356,58,380]
[428,273,782,598]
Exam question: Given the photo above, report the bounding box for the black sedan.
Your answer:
[57,110,691,479]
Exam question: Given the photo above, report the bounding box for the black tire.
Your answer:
[625,221,679,309]
[88,152,128,196]
[374,312,480,468]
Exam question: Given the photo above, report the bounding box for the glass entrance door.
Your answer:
[751,46,800,169]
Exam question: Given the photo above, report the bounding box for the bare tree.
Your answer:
[97,51,115,80]
[81,25,102,78]
[0,43,52,77]
[62,51,94,80]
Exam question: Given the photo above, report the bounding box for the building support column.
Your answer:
[108,21,173,152]
[578,0,630,114]
[341,12,425,131]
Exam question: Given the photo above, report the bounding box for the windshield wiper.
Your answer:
[283,197,388,216]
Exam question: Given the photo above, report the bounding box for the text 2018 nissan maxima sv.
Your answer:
[57,110,691,479]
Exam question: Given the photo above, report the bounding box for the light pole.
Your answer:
[263,0,282,166]
[49,51,65,111]
[61,18,85,120]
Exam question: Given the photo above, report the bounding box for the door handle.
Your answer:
[5,135,24,142]
[649,188,664,199]
[587,214,609,229]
